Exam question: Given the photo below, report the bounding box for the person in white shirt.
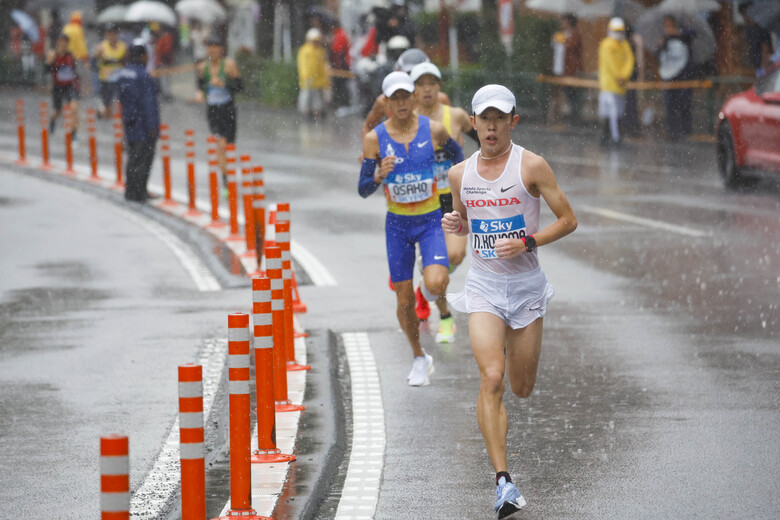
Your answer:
[442,84,577,518]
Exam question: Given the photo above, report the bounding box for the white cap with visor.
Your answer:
[410,62,441,82]
[471,84,516,115]
[382,71,415,97]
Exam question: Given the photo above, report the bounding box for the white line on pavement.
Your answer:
[336,332,385,520]
[579,205,711,238]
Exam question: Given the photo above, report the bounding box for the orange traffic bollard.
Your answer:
[252,166,266,270]
[40,101,50,169]
[113,102,124,189]
[226,144,242,241]
[276,219,310,371]
[185,129,201,217]
[100,434,130,520]
[88,108,99,181]
[213,313,272,520]
[206,136,225,228]
[276,203,308,314]
[266,247,305,413]
[160,124,176,206]
[16,99,27,165]
[241,155,256,259]
[63,103,75,175]
[178,363,206,520]
[251,277,297,464]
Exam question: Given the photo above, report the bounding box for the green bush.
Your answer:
[234,51,298,108]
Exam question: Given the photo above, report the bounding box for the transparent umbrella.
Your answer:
[579,0,647,26]
[636,7,717,65]
[11,10,39,43]
[655,0,721,13]
[525,0,586,15]
[175,0,227,23]
[125,1,178,26]
[96,5,129,24]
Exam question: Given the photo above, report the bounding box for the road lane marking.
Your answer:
[336,332,385,520]
[292,240,337,286]
[101,200,222,291]
[579,205,711,238]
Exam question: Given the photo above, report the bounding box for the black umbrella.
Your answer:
[742,0,780,34]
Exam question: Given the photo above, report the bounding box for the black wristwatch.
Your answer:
[523,235,536,252]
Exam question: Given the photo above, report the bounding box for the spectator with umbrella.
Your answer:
[657,14,695,140]
[739,2,774,77]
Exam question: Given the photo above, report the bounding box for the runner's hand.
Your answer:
[495,238,524,259]
[441,211,462,234]
[376,155,396,182]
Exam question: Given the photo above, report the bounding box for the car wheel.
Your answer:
[717,122,742,189]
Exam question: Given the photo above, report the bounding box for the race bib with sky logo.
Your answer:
[470,214,527,259]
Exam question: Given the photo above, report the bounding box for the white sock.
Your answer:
[419,283,438,302]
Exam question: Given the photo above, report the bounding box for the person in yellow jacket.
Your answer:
[95,24,127,119]
[297,28,331,120]
[62,11,90,95]
[598,17,634,146]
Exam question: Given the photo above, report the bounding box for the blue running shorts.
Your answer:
[386,209,449,283]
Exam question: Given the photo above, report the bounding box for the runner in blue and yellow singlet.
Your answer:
[410,61,479,342]
[358,71,464,387]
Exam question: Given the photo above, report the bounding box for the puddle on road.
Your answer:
[0,286,111,357]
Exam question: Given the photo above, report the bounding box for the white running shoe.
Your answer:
[407,352,434,386]
[494,479,526,519]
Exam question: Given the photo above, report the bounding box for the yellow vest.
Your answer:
[98,41,127,81]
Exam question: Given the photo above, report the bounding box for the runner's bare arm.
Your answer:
[442,161,468,236]
[361,94,388,139]
[438,91,451,106]
[522,151,577,247]
[453,106,480,144]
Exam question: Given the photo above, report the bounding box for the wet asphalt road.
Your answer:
[1,87,779,519]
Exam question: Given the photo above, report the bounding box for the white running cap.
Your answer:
[471,84,516,115]
[608,17,625,32]
[306,28,322,41]
[382,71,415,97]
[410,62,441,82]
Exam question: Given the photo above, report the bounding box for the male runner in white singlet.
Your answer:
[441,85,577,518]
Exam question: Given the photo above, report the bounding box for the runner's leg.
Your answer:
[470,311,509,473]
[394,279,424,358]
[505,318,543,398]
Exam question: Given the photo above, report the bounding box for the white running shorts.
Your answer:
[447,266,554,330]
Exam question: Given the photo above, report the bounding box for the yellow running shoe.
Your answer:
[436,316,455,344]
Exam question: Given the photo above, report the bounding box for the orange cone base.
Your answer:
[226,233,244,242]
[111,182,125,191]
[252,450,296,464]
[15,159,28,166]
[293,302,307,313]
[213,509,272,520]
[40,163,54,170]
[184,209,203,218]
[159,199,178,208]
[287,361,311,371]
[87,176,102,183]
[207,220,227,229]
[275,401,305,412]
[241,250,257,259]
[250,269,266,278]
[63,168,76,176]
[293,331,308,338]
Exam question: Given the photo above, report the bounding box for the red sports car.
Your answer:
[716,63,780,188]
